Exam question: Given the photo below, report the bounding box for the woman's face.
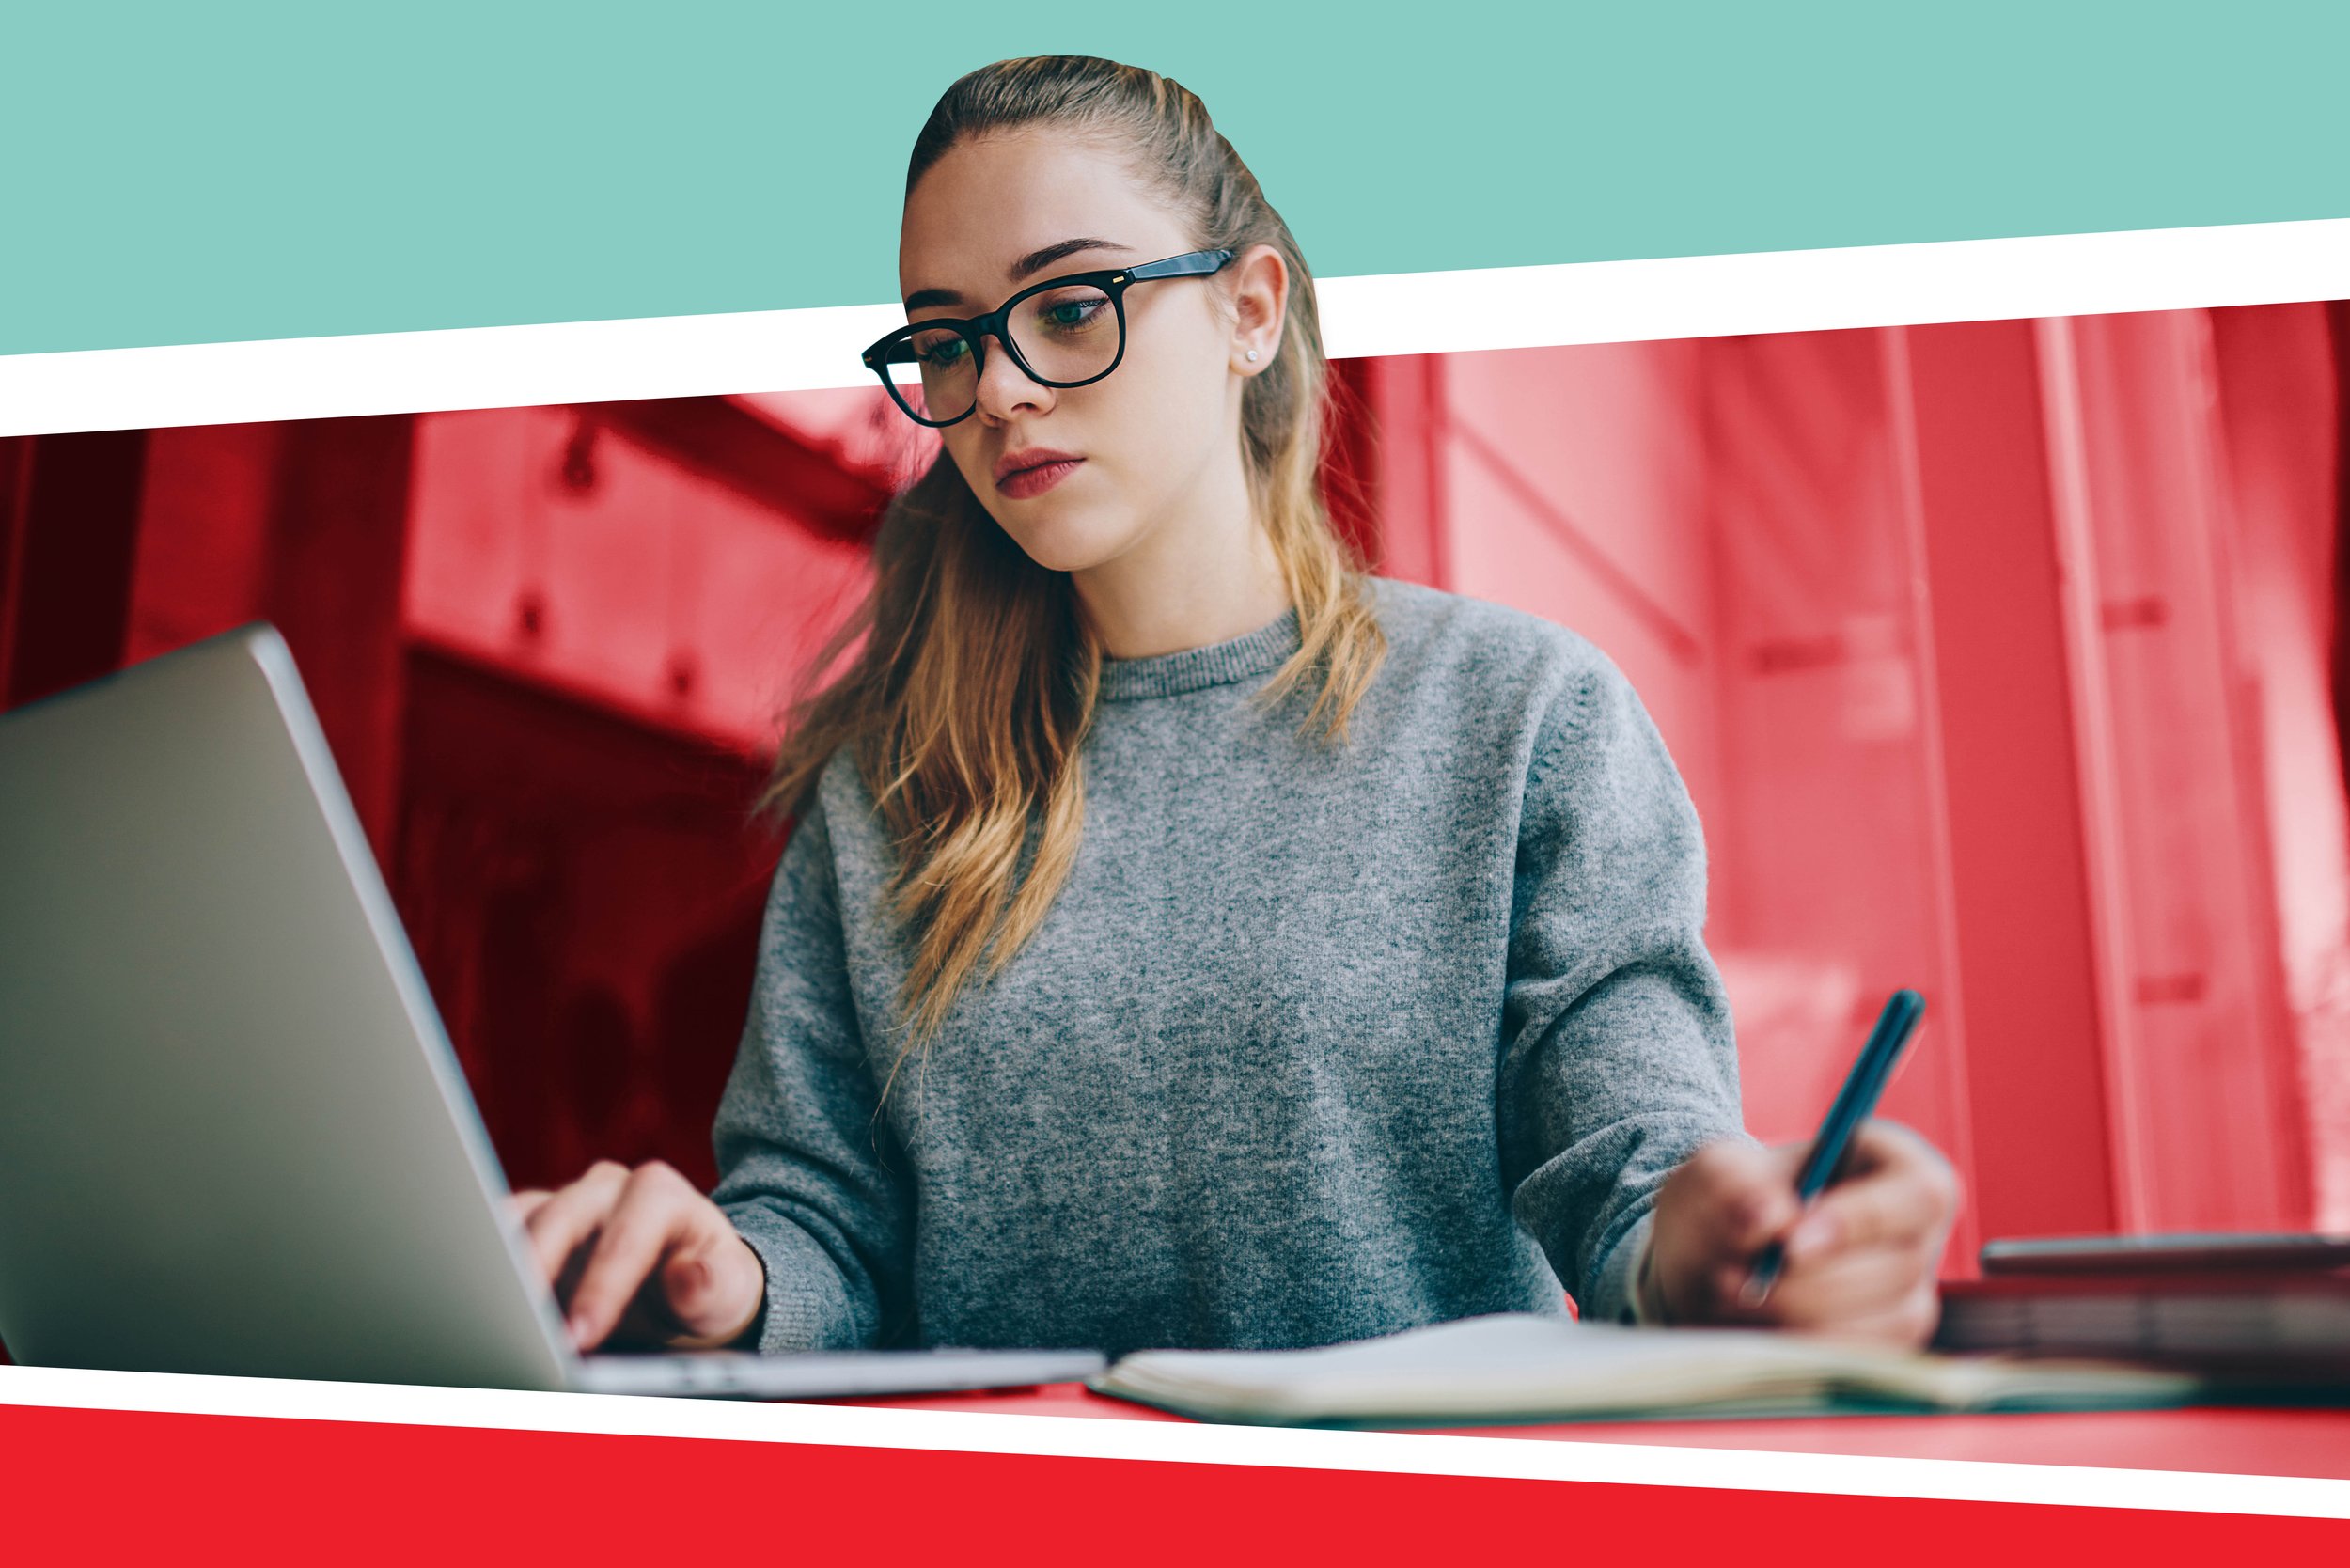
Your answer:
[898,131,1275,575]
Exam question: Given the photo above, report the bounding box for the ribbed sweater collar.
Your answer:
[1095,606,1304,701]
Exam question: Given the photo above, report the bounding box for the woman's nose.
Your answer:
[972,332,1054,423]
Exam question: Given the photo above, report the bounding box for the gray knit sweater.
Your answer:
[709,577,1747,1357]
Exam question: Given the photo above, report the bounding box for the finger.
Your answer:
[1795,1282,1943,1351]
[1679,1140,1808,1255]
[658,1232,754,1335]
[1700,1233,1924,1320]
[1700,1258,1784,1325]
[657,1250,723,1325]
[1786,1127,1958,1261]
[1701,1241,1918,1325]
[519,1161,631,1291]
[563,1163,697,1351]
[629,1187,762,1345]
[1756,1237,1938,1329]
[508,1189,555,1225]
[1829,1120,1950,1187]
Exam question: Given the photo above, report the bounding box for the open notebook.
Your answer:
[1088,1312,2202,1427]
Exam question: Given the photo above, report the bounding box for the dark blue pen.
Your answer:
[1739,988,1927,1308]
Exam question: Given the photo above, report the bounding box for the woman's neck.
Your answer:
[1071,468,1291,661]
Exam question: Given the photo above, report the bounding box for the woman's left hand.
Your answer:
[1643,1121,1962,1347]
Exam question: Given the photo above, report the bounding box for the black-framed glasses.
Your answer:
[860,248,1237,428]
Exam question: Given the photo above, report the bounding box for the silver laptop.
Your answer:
[0,624,1103,1399]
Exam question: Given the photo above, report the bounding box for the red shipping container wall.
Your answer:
[1356,304,2346,1253]
[1,306,2344,1309]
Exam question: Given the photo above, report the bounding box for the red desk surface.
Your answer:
[821,1380,2350,1482]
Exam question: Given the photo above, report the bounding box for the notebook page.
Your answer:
[1091,1312,2198,1424]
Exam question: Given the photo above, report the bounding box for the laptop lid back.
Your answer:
[0,625,573,1390]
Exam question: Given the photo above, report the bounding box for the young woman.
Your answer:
[513,55,1960,1359]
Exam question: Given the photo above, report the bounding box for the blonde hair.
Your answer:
[760,55,1386,1082]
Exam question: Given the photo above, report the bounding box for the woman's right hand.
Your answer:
[508,1160,767,1354]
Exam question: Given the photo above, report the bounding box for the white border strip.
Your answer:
[4,218,2349,437]
[4,1364,2346,1519]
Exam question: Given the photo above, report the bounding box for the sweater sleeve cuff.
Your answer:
[1592,1209,1661,1328]
[725,1208,870,1355]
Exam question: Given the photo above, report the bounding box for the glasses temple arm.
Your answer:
[1122,248,1236,282]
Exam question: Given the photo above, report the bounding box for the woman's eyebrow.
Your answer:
[902,237,1136,311]
[1011,236,1134,281]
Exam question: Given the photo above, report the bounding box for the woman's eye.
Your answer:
[918,337,967,368]
[1042,298,1106,330]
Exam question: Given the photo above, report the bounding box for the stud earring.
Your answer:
[1246,349,1260,362]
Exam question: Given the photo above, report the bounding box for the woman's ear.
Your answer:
[1228,243,1288,374]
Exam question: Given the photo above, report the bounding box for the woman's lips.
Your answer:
[995,457,1083,498]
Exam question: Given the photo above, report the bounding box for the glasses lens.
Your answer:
[906,323,980,424]
[1008,285,1120,384]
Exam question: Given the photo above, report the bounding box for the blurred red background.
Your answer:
[4,305,2347,1331]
